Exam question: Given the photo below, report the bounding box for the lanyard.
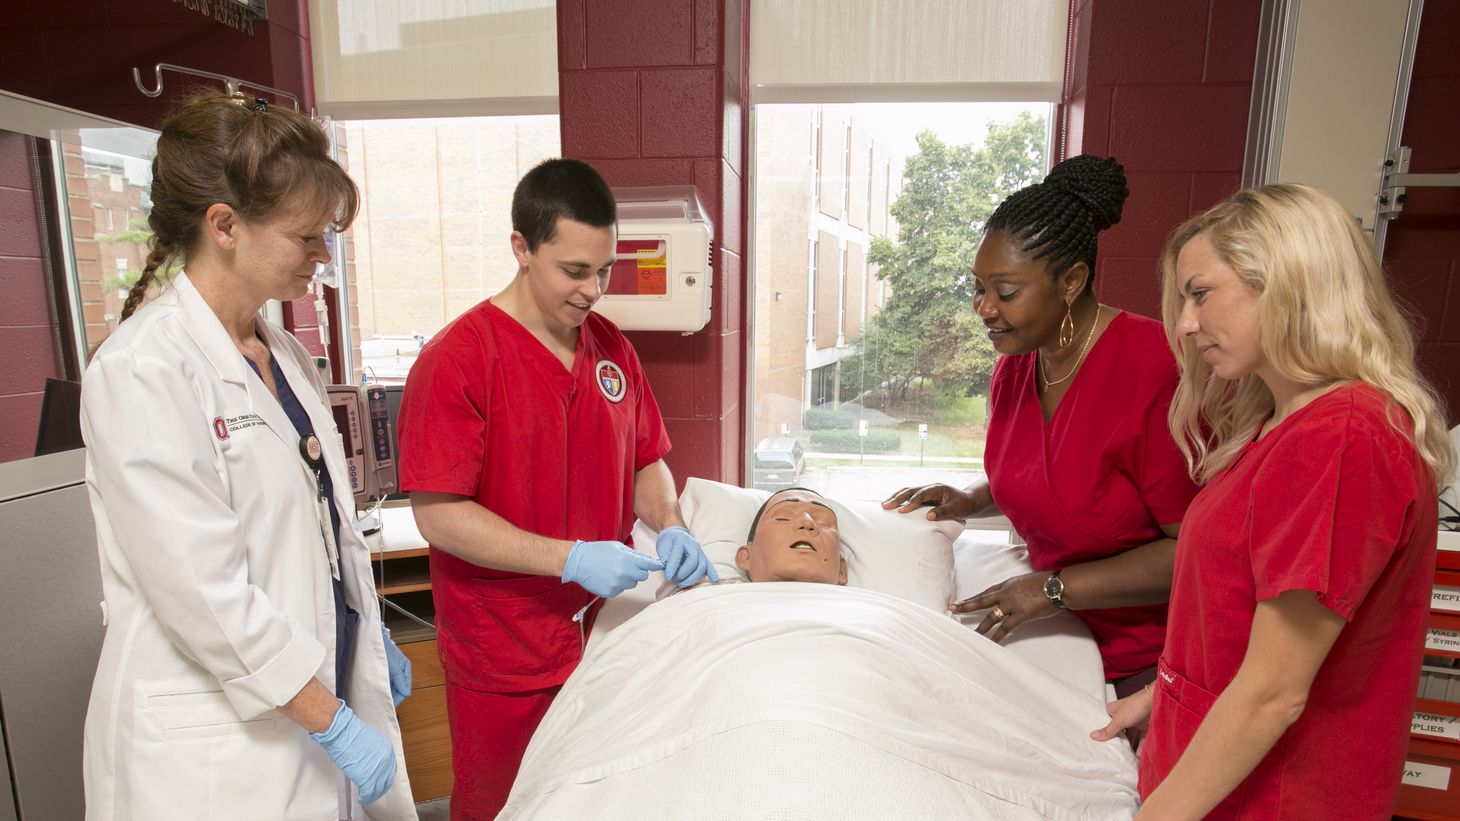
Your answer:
[299,434,342,581]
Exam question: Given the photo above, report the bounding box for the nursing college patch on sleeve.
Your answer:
[596,360,627,403]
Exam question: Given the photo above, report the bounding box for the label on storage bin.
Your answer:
[1430,628,1460,655]
[1434,585,1460,614]
[1412,711,1460,742]
[1403,760,1452,790]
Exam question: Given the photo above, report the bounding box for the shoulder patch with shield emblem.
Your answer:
[596,360,627,403]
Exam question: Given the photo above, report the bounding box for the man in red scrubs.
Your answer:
[396,159,715,820]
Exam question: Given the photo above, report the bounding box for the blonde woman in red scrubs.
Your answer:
[1090,183,1451,818]
[885,155,1200,697]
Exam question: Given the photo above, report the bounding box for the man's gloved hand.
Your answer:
[561,540,664,597]
[654,526,720,588]
[380,623,411,708]
[311,700,397,805]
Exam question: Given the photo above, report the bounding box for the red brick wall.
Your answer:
[1061,0,1262,320]
[557,0,749,488]
[0,133,63,462]
[1383,1,1460,422]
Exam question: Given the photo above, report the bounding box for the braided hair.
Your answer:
[121,92,359,320]
[985,155,1128,289]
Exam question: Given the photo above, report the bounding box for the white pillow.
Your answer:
[675,478,959,612]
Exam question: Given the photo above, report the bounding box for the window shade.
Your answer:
[308,0,558,119]
[750,0,1068,103]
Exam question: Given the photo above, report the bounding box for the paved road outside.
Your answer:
[798,465,985,503]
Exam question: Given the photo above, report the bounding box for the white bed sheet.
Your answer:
[506,583,1137,820]
[595,528,1109,701]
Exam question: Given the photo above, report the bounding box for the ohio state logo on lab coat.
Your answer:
[596,360,627,403]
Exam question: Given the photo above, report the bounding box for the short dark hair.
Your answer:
[985,154,1128,289]
[511,158,617,251]
[746,487,823,541]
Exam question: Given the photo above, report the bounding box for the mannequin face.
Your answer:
[736,489,847,585]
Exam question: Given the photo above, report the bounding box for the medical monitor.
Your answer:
[384,384,404,470]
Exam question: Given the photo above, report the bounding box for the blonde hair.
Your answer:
[1160,183,1454,485]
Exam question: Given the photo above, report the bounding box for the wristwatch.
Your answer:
[1042,571,1067,610]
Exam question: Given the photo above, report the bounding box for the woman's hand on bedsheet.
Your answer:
[655,526,720,588]
[949,572,1056,643]
[881,483,978,521]
[1089,685,1153,744]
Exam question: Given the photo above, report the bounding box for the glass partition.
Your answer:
[0,91,158,464]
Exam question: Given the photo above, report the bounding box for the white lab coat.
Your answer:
[79,273,416,821]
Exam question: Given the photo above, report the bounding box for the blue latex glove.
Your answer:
[561,540,664,597]
[311,700,397,806]
[655,526,720,588]
[381,624,411,708]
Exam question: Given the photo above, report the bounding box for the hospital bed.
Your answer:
[499,479,1139,820]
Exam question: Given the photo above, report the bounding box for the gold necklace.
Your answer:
[1039,305,1103,389]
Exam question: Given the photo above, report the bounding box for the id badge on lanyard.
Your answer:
[299,434,342,580]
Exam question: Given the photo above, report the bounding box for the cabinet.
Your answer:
[372,505,453,802]
[1395,534,1460,820]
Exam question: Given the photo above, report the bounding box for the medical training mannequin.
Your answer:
[884,155,1197,696]
[1091,184,1450,819]
[736,488,849,585]
[397,158,714,820]
[79,93,415,820]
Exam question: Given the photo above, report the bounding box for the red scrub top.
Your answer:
[984,311,1198,680]
[397,301,670,692]
[1140,383,1436,819]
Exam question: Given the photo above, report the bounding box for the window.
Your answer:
[750,102,1051,503]
[0,91,159,463]
[334,115,560,383]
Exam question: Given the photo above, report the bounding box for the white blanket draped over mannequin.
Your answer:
[500,583,1138,820]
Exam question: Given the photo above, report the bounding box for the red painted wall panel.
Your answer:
[1064,0,1262,321]
[587,0,694,68]
[641,68,721,158]
[0,132,58,462]
[1382,1,1460,421]
[558,0,747,488]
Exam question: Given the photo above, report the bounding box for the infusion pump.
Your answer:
[325,384,398,503]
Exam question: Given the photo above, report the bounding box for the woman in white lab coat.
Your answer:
[79,93,416,820]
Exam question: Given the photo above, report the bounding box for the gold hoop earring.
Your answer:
[1058,300,1074,349]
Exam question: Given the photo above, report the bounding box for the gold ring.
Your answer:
[990,605,1005,622]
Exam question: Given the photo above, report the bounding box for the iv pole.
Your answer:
[131,62,302,112]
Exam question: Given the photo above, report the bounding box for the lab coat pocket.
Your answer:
[140,685,281,741]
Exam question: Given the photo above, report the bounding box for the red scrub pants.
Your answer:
[445,681,561,820]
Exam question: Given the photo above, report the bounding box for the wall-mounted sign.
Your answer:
[171,0,266,36]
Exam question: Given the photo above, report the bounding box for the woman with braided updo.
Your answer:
[885,155,1198,698]
[79,93,416,819]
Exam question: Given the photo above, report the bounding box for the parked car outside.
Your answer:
[752,437,806,491]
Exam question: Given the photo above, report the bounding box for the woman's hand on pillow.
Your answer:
[655,526,721,588]
[948,571,1057,643]
[881,483,978,521]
